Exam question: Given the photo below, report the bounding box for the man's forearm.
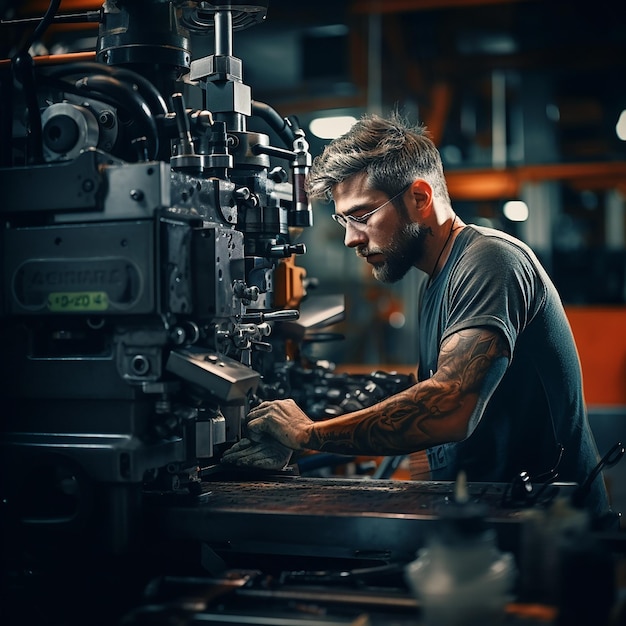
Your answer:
[306,377,469,455]
[305,328,509,456]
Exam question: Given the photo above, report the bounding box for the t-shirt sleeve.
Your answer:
[442,236,545,356]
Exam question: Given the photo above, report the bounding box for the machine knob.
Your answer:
[268,166,288,183]
[268,243,306,258]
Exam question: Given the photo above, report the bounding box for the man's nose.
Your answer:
[344,222,368,248]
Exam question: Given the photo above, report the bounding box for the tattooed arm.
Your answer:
[227,327,510,461]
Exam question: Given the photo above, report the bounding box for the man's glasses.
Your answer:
[331,184,410,229]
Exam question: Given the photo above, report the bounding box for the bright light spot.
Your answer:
[306,24,349,37]
[503,200,529,222]
[546,103,560,122]
[309,115,357,140]
[616,110,626,141]
[441,145,462,164]
[388,311,406,329]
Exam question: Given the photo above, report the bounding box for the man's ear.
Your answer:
[409,179,434,216]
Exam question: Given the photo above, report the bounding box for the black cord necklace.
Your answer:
[426,214,457,289]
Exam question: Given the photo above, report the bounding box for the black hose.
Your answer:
[41,73,159,160]
[74,74,159,159]
[19,0,61,55]
[12,52,42,163]
[251,99,295,147]
[42,62,169,116]
[11,0,62,164]
[286,114,303,134]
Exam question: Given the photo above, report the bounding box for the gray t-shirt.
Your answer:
[419,225,610,517]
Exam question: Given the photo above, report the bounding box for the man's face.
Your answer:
[332,173,427,283]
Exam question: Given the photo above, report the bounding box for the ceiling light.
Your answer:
[616,110,626,141]
[389,311,406,329]
[503,200,529,222]
[309,115,356,140]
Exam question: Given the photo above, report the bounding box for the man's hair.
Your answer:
[305,112,451,206]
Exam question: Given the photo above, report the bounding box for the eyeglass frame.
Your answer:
[331,183,412,229]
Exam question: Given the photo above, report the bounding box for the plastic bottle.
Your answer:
[405,472,516,626]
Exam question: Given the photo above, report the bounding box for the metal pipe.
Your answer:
[492,70,507,169]
[215,10,233,57]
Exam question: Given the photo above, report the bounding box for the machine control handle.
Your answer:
[241,310,300,323]
[171,92,195,156]
[268,243,306,258]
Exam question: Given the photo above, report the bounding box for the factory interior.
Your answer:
[1,0,626,624]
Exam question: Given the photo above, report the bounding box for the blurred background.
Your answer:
[2,0,625,498]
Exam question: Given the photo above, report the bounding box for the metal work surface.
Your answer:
[198,475,521,516]
[148,475,561,564]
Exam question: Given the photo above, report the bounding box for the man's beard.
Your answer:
[362,222,425,283]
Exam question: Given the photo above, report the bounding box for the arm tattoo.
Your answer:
[308,328,510,455]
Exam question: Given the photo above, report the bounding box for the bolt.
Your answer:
[131,355,150,376]
[98,110,116,129]
[170,327,186,345]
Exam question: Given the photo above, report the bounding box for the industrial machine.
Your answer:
[0,0,309,619]
[0,2,422,623]
[0,0,311,533]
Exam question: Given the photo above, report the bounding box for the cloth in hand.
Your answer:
[221,436,293,471]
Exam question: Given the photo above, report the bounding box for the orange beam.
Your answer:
[446,161,626,200]
[14,0,100,13]
[422,82,453,146]
[565,307,626,406]
[518,162,626,183]
[447,168,518,200]
[347,17,369,92]
[382,14,427,95]
[0,51,96,69]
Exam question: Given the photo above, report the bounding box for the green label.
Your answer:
[47,291,109,312]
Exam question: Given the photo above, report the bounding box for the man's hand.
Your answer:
[246,399,314,450]
[220,399,313,470]
[221,436,293,470]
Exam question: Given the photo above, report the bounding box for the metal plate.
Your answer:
[148,475,566,564]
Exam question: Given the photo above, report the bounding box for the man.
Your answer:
[223,112,613,521]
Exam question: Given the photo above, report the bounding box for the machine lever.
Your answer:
[571,441,625,508]
[171,93,195,156]
[1,11,102,26]
[241,310,300,323]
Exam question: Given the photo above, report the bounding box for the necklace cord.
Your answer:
[426,214,457,288]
